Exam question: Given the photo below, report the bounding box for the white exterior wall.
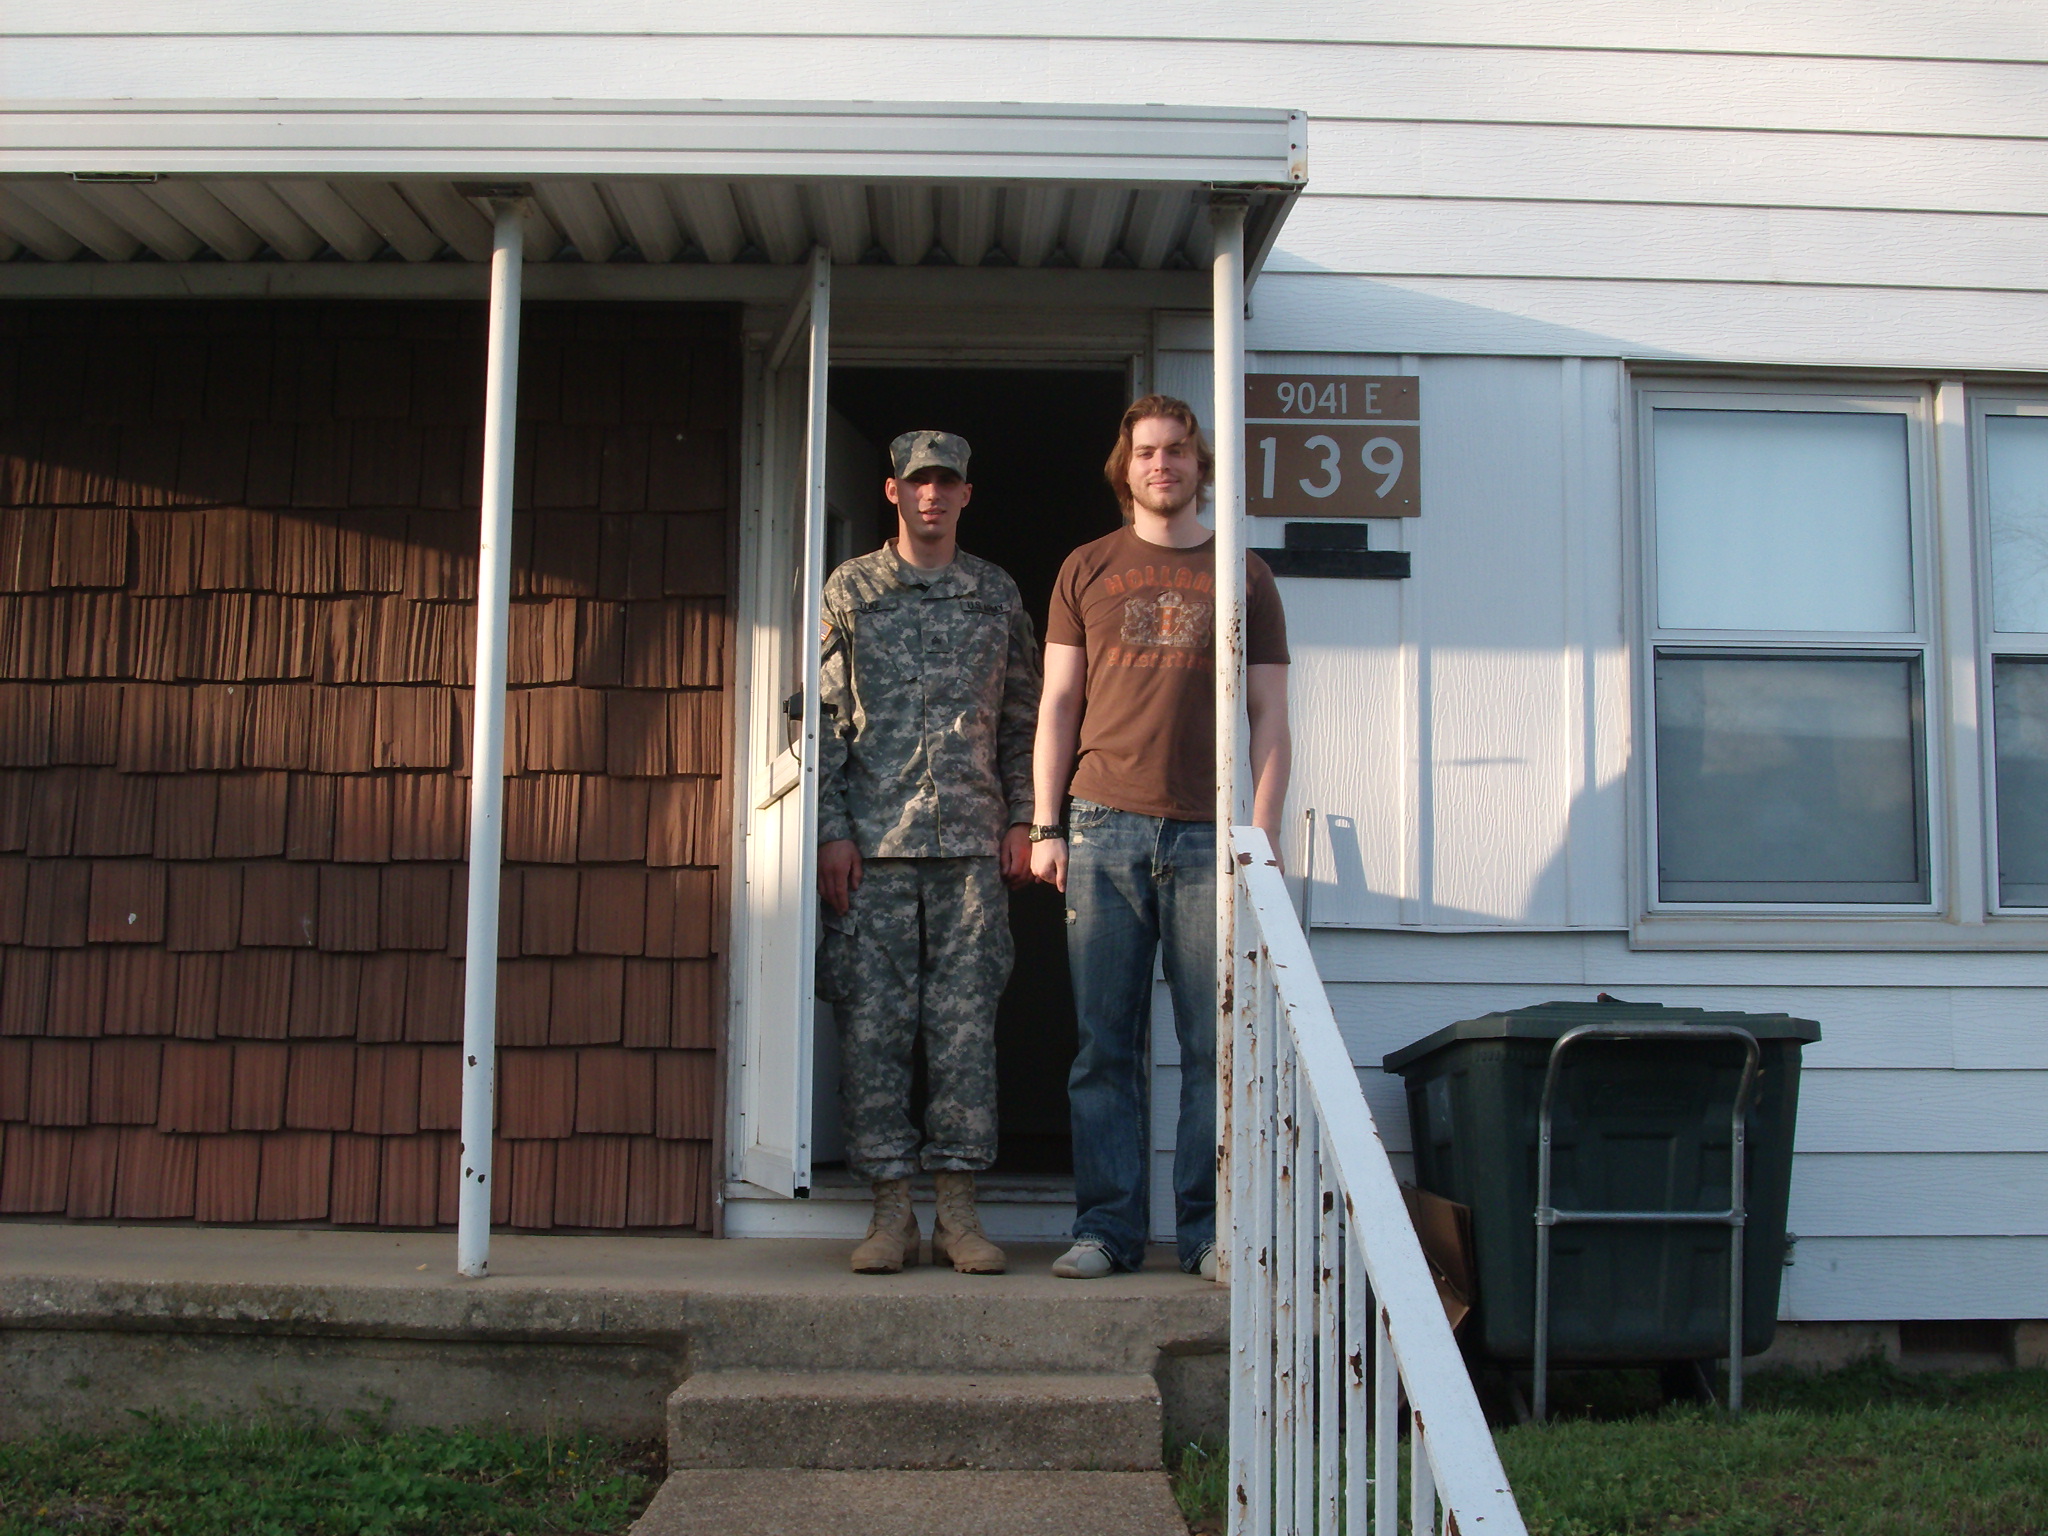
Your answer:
[17,1,2048,1320]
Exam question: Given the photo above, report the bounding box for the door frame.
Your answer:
[726,249,832,1198]
[721,300,1170,1217]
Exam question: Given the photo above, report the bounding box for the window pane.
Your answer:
[1655,654,1927,902]
[1654,409,1914,632]
[1993,658,2048,905]
[1987,415,2048,633]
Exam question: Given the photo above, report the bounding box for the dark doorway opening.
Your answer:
[828,365,1129,1176]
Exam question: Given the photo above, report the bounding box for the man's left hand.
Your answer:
[999,823,1034,888]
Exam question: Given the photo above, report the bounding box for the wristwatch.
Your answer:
[1027,823,1069,843]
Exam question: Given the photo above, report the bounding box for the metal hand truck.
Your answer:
[1532,1022,1762,1421]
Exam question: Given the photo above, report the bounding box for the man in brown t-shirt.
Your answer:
[1029,394,1291,1279]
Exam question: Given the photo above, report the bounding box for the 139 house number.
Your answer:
[1244,373,1420,518]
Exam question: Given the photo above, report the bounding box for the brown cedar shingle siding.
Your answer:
[0,302,733,1231]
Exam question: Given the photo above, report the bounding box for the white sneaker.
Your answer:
[1052,1239,1114,1279]
[1194,1243,1219,1282]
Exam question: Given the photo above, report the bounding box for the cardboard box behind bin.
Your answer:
[1402,1184,1476,1334]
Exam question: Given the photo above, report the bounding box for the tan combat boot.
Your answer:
[931,1170,1006,1274]
[849,1178,920,1274]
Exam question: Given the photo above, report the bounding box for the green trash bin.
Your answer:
[1383,998,1819,1371]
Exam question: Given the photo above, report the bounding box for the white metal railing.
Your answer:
[1227,826,1526,1536]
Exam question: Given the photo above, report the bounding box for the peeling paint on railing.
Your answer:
[1227,824,1527,1536]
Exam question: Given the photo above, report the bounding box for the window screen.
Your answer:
[1987,414,2048,635]
[1654,653,1929,903]
[1993,658,2048,906]
[1654,409,1914,633]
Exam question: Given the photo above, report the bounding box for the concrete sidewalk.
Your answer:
[630,1470,1192,1536]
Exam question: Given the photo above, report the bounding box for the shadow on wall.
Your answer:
[1313,769,1623,929]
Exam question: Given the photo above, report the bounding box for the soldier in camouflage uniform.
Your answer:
[816,429,1040,1275]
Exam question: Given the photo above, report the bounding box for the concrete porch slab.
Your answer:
[0,1225,1227,1444]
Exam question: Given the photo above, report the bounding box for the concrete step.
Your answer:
[681,1288,1225,1375]
[666,1369,1164,1471]
[629,1468,1190,1536]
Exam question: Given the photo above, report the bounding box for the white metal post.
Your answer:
[1211,197,1248,1287]
[456,201,524,1278]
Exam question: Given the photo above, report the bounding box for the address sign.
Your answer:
[1245,373,1420,518]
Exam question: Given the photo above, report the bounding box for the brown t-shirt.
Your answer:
[1046,526,1289,822]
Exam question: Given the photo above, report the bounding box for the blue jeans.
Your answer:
[1064,799,1216,1272]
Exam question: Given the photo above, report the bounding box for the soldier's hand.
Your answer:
[1029,836,1067,893]
[818,839,862,915]
[999,823,1034,889]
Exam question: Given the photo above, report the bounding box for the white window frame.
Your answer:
[1627,377,2048,950]
[1973,390,2048,917]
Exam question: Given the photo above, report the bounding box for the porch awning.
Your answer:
[0,98,1304,274]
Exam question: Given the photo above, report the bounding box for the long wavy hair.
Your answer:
[1103,393,1215,521]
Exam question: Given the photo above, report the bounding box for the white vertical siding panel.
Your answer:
[1415,358,1572,925]
[1568,359,1630,929]
[1288,602,1408,926]
[1150,980,1181,1242]
[1178,353,1630,931]
[1251,351,1414,928]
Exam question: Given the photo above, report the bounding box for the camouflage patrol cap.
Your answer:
[889,430,971,480]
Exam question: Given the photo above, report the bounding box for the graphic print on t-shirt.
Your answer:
[1102,562,1215,669]
[1120,587,1214,649]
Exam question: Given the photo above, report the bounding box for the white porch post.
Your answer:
[1210,199,1249,1286]
[456,200,525,1278]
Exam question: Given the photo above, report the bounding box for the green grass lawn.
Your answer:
[1173,1360,2048,1535]
[7,1363,2043,1535]
[0,1411,663,1536]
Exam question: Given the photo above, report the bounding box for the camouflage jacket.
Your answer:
[817,546,1040,858]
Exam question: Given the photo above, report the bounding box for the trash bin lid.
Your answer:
[1381,997,1821,1074]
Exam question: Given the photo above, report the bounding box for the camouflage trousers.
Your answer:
[819,856,1010,1183]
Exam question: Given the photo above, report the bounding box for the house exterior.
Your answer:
[0,4,2043,1337]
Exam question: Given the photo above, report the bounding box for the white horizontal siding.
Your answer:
[1782,1237,2048,1321]
[1798,1073,2048,1154]
[1303,121,2048,212]
[18,2,2048,64]
[1325,929,2048,1316]
[12,40,2048,142]
[1332,984,1978,1072]
[1789,1154,2048,1237]
[18,8,2048,371]
[1313,930,2048,987]
[1245,276,2048,372]
[1273,200,2048,295]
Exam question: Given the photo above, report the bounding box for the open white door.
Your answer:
[734,249,831,1196]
